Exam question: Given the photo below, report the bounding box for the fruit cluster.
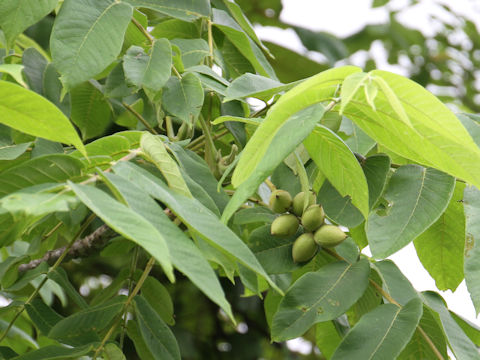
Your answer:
[269,189,347,263]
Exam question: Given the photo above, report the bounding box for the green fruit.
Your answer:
[301,205,325,231]
[292,191,316,216]
[314,225,347,247]
[269,189,292,213]
[271,214,299,237]
[292,233,317,263]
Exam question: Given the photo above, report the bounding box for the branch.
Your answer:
[18,225,115,273]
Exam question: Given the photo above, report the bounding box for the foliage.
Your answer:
[0,0,479,359]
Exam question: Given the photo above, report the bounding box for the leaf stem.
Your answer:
[0,214,96,344]
[207,19,214,67]
[122,102,158,134]
[131,16,153,44]
[94,256,156,358]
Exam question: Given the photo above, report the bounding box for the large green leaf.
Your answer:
[423,291,480,360]
[271,259,370,341]
[50,0,132,90]
[224,74,298,102]
[414,182,466,291]
[212,9,276,79]
[0,154,84,198]
[123,0,210,21]
[0,81,85,155]
[397,305,448,360]
[373,260,419,305]
[331,298,423,360]
[48,296,126,345]
[70,81,112,140]
[366,165,455,258]
[342,70,480,190]
[232,66,361,188]
[68,182,174,282]
[171,39,209,68]
[12,344,94,360]
[113,161,282,294]
[221,104,326,223]
[101,171,233,320]
[123,39,172,92]
[304,125,369,218]
[464,185,480,315]
[140,133,191,197]
[162,73,204,123]
[0,0,57,47]
[134,296,180,360]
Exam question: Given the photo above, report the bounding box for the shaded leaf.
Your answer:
[50,0,132,89]
[464,185,480,315]
[367,165,455,258]
[414,182,466,291]
[272,259,370,341]
[123,0,210,21]
[331,298,423,360]
[25,298,63,335]
[162,73,204,123]
[11,344,94,360]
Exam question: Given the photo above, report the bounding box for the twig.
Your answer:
[122,102,158,134]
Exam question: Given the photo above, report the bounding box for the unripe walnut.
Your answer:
[271,214,299,237]
[292,191,316,216]
[269,189,292,213]
[314,225,347,247]
[292,233,317,263]
[301,205,325,232]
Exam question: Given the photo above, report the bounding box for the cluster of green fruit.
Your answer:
[269,189,347,263]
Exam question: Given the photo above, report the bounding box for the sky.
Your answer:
[255,0,480,330]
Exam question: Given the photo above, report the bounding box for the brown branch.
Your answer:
[18,225,115,273]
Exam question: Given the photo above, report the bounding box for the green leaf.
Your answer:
[222,0,273,57]
[422,291,480,360]
[232,66,361,188]
[68,182,174,282]
[151,19,198,39]
[162,73,204,123]
[49,296,126,345]
[11,344,94,360]
[398,305,448,360]
[367,165,455,258]
[50,0,133,90]
[169,144,230,212]
[373,260,419,305]
[340,117,376,156]
[22,48,49,95]
[315,321,342,360]
[362,154,391,209]
[464,185,480,315]
[222,104,326,223]
[48,268,89,310]
[414,182,466,291]
[459,114,480,147]
[98,171,233,320]
[0,81,86,155]
[224,73,298,102]
[305,125,369,218]
[171,39,209,68]
[331,298,423,360]
[140,133,191,197]
[70,81,112,140]
[123,40,172,92]
[271,259,370,341]
[0,0,57,47]
[127,320,155,360]
[0,142,31,160]
[0,64,28,88]
[123,0,210,21]
[247,225,299,274]
[211,115,262,127]
[339,72,369,114]
[102,343,126,360]
[141,276,174,325]
[343,70,480,190]
[25,298,63,335]
[134,295,180,360]
[113,161,282,294]
[0,154,84,198]
[234,207,275,225]
[451,312,480,347]
[0,192,78,218]
[212,9,276,79]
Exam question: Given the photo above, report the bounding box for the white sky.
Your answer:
[256,0,480,329]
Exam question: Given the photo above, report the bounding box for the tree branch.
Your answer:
[18,224,115,273]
